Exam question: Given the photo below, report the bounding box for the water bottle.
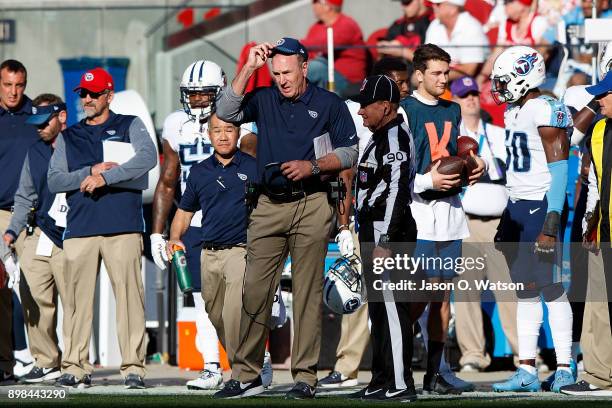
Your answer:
[172,244,193,293]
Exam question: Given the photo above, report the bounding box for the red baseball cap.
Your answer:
[73,67,114,93]
[325,0,343,6]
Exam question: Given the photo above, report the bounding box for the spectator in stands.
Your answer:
[479,0,551,85]
[376,0,433,62]
[424,0,490,80]
[301,0,367,98]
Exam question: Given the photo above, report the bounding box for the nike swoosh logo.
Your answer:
[520,379,536,387]
[364,388,382,396]
[240,382,252,390]
[385,389,404,397]
[529,208,541,215]
[349,134,356,140]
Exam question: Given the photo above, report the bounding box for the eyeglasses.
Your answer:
[79,89,108,99]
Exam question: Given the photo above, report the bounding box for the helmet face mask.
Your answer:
[180,60,226,122]
[491,46,545,105]
[323,254,363,315]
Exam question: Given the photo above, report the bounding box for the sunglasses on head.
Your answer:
[79,89,108,99]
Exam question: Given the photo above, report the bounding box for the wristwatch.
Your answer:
[310,159,321,176]
[378,234,391,249]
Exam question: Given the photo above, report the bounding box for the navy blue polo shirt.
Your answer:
[239,83,356,186]
[0,96,39,209]
[179,150,256,245]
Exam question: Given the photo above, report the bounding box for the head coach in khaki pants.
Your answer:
[3,95,69,383]
[214,37,358,399]
[47,68,157,389]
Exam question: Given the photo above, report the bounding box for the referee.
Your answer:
[354,75,418,402]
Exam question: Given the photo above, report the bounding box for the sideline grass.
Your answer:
[3,394,612,407]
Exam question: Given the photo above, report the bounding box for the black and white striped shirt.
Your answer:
[356,115,415,238]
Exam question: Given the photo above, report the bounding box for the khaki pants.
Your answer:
[581,251,612,389]
[334,225,369,379]
[0,210,14,372]
[62,234,146,379]
[18,228,66,369]
[232,192,333,386]
[454,216,518,368]
[200,246,246,364]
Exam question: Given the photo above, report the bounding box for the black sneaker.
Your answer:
[348,385,385,400]
[21,366,61,383]
[0,370,15,384]
[213,377,264,399]
[423,372,463,395]
[318,371,358,388]
[55,373,91,388]
[285,382,316,400]
[124,373,145,389]
[560,380,612,396]
[380,386,418,402]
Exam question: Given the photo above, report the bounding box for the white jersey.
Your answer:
[504,95,572,201]
[162,110,255,226]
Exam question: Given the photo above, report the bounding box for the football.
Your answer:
[426,155,465,176]
[462,155,480,186]
[457,136,479,159]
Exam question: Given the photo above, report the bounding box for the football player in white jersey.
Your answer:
[149,60,267,390]
[490,46,576,393]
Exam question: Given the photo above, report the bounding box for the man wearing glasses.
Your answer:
[3,94,69,384]
[47,68,157,389]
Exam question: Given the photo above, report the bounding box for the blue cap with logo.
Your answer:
[271,37,309,61]
[586,71,612,97]
[26,103,67,126]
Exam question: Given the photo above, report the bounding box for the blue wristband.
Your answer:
[546,160,568,214]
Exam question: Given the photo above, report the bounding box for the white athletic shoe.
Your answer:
[13,359,34,378]
[186,364,223,390]
[261,351,273,388]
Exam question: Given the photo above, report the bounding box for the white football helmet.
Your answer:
[180,60,226,122]
[491,46,546,104]
[323,254,363,315]
[599,41,612,81]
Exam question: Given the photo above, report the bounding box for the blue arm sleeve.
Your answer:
[546,160,568,214]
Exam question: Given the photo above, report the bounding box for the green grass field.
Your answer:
[3,395,612,407]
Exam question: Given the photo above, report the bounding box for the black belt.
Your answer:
[261,180,328,203]
[202,242,244,251]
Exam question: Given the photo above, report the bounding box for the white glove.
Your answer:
[4,254,19,289]
[150,233,169,270]
[335,229,354,257]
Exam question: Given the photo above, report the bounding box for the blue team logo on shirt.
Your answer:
[514,53,538,76]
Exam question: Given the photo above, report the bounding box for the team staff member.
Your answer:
[401,44,485,394]
[3,95,69,383]
[214,37,358,399]
[0,59,39,382]
[166,114,255,369]
[47,68,157,389]
[562,73,612,396]
[352,75,418,402]
[450,77,519,372]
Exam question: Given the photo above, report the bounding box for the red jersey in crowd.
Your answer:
[301,13,367,84]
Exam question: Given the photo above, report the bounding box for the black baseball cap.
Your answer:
[355,75,401,107]
[26,103,67,125]
[271,37,309,61]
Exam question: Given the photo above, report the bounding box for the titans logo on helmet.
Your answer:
[514,53,538,76]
